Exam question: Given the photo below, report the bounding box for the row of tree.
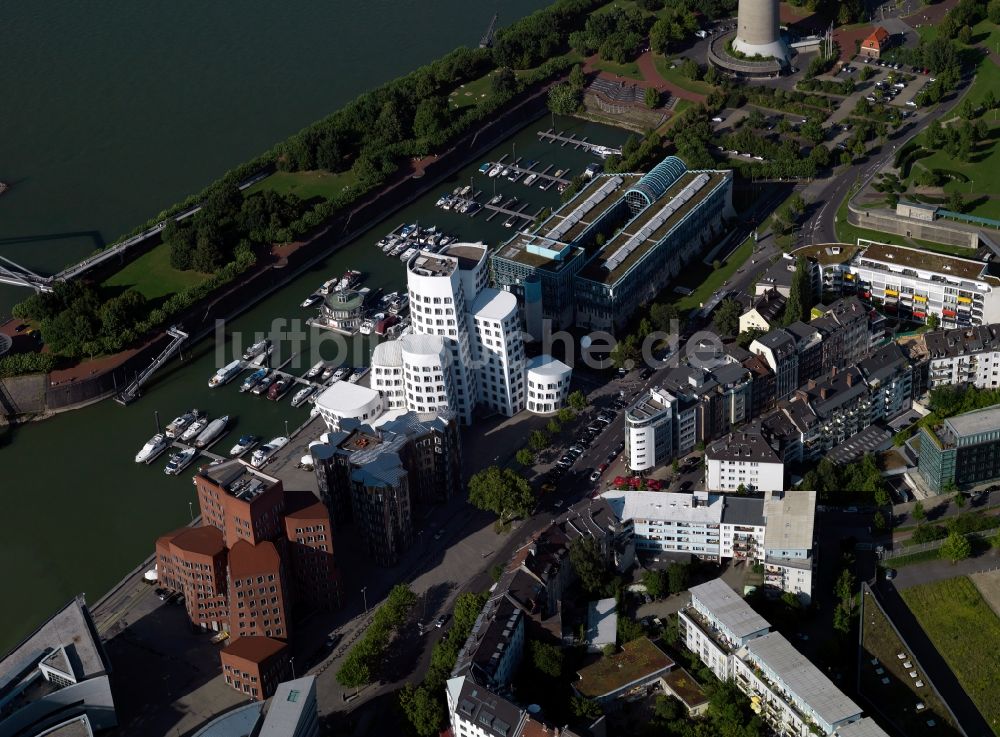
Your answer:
[398,591,488,736]
[336,584,417,688]
[569,5,651,63]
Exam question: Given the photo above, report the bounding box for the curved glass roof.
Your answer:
[625,156,687,208]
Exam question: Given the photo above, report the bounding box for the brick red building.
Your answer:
[860,27,891,59]
[154,460,340,698]
[220,635,291,700]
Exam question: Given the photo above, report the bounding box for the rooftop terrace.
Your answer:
[574,637,673,699]
[200,460,280,502]
[857,241,994,283]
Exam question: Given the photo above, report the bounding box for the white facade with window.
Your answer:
[525,355,572,414]
[315,382,384,431]
[625,387,677,472]
[471,289,526,416]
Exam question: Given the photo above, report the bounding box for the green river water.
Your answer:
[0,2,628,653]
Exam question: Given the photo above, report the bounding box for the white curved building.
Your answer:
[371,339,405,409]
[471,288,526,416]
[314,381,384,430]
[525,355,572,415]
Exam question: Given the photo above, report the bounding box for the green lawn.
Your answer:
[901,577,1000,736]
[448,72,498,110]
[860,588,962,737]
[672,235,754,313]
[102,242,210,301]
[590,57,643,80]
[246,169,359,202]
[652,55,717,96]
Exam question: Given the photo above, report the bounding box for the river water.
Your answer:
[0,2,629,654]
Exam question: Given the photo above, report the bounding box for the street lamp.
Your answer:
[285,419,290,438]
[188,501,194,522]
[290,656,296,679]
[361,587,368,614]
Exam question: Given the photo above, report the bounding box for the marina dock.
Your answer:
[536,129,622,158]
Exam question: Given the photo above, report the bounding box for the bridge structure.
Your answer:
[0,170,270,293]
[115,326,189,406]
[479,12,499,48]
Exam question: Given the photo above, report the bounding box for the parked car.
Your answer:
[589,469,601,482]
[435,614,449,628]
[884,568,897,580]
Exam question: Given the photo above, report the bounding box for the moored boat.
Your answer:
[229,434,259,457]
[349,367,369,383]
[301,293,323,308]
[164,447,197,476]
[290,385,315,407]
[332,367,350,381]
[180,417,209,443]
[208,359,243,388]
[242,339,272,361]
[240,368,268,393]
[304,361,325,380]
[250,436,289,468]
[252,373,276,395]
[268,377,291,401]
[193,415,229,448]
[135,433,170,464]
[165,410,202,439]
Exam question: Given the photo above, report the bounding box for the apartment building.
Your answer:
[808,240,1000,329]
[491,155,733,334]
[762,490,816,600]
[739,288,786,332]
[705,430,785,493]
[750,329,800,401]
[219,636,291,701]
[524,354,572,414]
[679,579,889,737]
[923,323,1000,389]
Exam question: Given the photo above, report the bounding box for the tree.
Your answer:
[610,333,639,369]
[557,407,576,424]
[667,562,690,594]
[940,530,971,562]
[643,569,667,598]
[715,298,743,336]
[568,390,588,411]
[570,537,609,595]
[515,448,535,467]
[783,256,813,325]
[468,466,535,521]
[835,568,856,613]
[954,491,967,508]
[548,82,581,115]
[528,430,549,452]
[650,302,680,333]
[645,86,661,109]
[913,501,925,521]
[926,313,940,330]
[399,683,445,737]
[874,487,890,508]
[530,640,564,678]
[546,418,562,435]
[570,696,603,721]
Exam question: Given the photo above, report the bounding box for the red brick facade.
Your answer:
[220,636,290,700]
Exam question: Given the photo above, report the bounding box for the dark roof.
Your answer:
[748,289,786,322]
[753,329,796,358]
[221,636,287,665]
[858,343,909,382]
[454,677,524,737]
[283,490,329,521]
[721,496,766,526]
[168,526,226,558]
[924,324,1000,359]
[228,540,281,579]
[707,431,781,464]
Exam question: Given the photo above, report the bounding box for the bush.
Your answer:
[0,352,59,378]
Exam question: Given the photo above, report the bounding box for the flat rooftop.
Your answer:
[581,171,728,285]
[442,243,486,269]
[200,460,280,502]
[575,637,673,699]
[409,251,456,277]
[689,578,770,640]
[258,676,316,737]
[790,243,859,265]
[743,631,862,727]
[626,387,673,422]
[0,596,107,694]
[763,490,816,552]
[857,241,993,283]
[602,490,724,526]
[945,405,1000,439]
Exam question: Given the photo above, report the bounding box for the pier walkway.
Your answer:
[536,129,622,158]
